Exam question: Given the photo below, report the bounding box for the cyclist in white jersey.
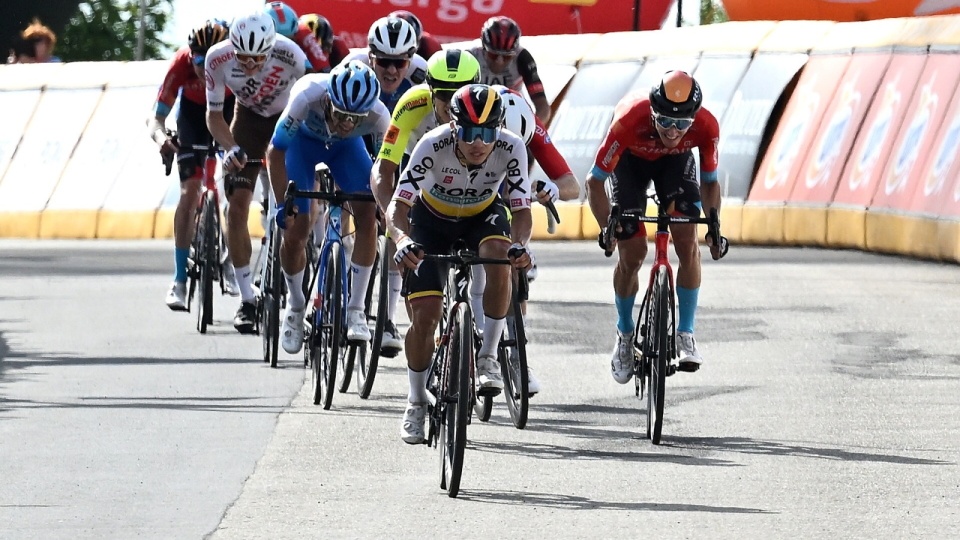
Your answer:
[340,16,427,114]
[205,11,307,334]
[386,84,533,444]
[267,61,391,353]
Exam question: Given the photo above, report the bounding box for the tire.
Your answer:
[440,302,471,498]
[322,243,344,410]
[646,266,670,445]
[474,393,493,423]
[501,292,529,429]
[358,236,388,399]
[262,226,282,367]
[196,192,216,334]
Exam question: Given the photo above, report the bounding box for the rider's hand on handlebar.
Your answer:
[224,145,247,173]
[275,202,296,230]
[394,235,423,270]
[705,232,730,260]
[507,243,531,269]
[534,179,560,205]
[159,137,179,159]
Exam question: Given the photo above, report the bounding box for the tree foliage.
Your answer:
[701,0,730,25]
[59,0,173,61]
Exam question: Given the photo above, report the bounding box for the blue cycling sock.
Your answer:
[677,286,699,334]
[174,247,189,283]
[615,294,636,335]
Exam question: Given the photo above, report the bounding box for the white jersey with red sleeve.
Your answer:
[204,35,307,118]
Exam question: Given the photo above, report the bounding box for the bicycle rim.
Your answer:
[649,267,669,444]
[323,243,343,410]
[197,194,216,334]
[502,296,529,429]
[267,229,282,367]
[443,303,471,498]
[359,236,388,399]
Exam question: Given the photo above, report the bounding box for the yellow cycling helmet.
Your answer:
[426,49,481,92]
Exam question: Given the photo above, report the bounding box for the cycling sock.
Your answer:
[174,247,189,283]
[407,367,430,403]
[347,263,373,311]
[615,294,636,334]
[236,265,256,303]
[284,269,306,311]
[479,315,506,358]
[677,286,699,334]
[386,270,402,321]
[470,266,486,329]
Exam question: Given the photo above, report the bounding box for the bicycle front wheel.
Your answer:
[358,235,388,399]
[646,266,670,444]
[440,302,472,498]
[501,292,529,429]
[322,243,344,410]
[262,226,282,367]
[196,192,217,334]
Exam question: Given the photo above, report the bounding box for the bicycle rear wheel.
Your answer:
[440,302,471,498]
[357,235,388,399]
[196,192,217,334]
[261,225,282,367]
[646,266,670,444]
[500,290,529,429]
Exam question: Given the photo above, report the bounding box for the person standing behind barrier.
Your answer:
[267,62,390,353]
[586,70,728,383]
[470,16,550,124]
[20,18,60,63]
[205,11,307,334]
[149,20,238,311]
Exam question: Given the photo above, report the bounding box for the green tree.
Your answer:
[58,0,172,61]
[701,0,730,24]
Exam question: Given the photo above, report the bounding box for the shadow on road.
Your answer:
[470,439,739,467]
[455,487,774,513]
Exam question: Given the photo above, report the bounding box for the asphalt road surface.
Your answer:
[1,240,958,539]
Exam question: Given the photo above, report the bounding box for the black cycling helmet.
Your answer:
[481,16,521,53]
[389,10,423,42]
[188,20,229,56]
[450,84,504,128]
[649,70,702,118]
[300,13,334,50]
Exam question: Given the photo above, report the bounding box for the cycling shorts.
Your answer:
[175,97,233,182]
[227,104,279,195]
[285,133,373,215]
[611,150,702,239]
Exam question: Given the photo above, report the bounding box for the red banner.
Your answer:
[285,0,672,48]
[723,0,960,22]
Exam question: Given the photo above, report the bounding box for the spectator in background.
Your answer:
[21,18,60,63]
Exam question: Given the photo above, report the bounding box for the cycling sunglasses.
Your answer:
[329,102,368,125]
[457,124,498,144]
[374,57,410,70]
[432,89,456,102]
[653,113,694,131]
[236,53,268,67]
[191,54,205,66]
[484,49,516,62]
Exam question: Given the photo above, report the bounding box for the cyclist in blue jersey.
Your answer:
[266,61,391,353]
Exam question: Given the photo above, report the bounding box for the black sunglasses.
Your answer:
[374,57,409,70]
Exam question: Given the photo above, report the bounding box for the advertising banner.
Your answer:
[792,53,892,204]
[285,0,672,47]
[833,53,928,208]
[0,90,42,186]
[626,55,701,95]
[873,53,960,214]
[718,52,809,200]
[723,0,960,22]
[530,61,644,199]
[751,54,852,203]
[928,86,960,220]
[692,55,753,124]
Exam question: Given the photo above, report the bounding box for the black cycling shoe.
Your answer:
[233,301,257,334]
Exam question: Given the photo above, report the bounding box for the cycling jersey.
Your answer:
[271,73,390,150]
[393,125,531,220]
[329,38,351,68]
[205,36,307,117]
[155,46,209,116]
[341,50,428,113]
[469,43,546,99]
[417,32,444,60]
[591,93,720,183]
[292,22,331,72]
[377,84,438,165]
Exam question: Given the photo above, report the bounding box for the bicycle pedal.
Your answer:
[676,362,699,374]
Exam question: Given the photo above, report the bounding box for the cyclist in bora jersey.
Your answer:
[389,10,444,60]
[149,20,238,310]
[340,16,427,113]
[371,48,482,358]
[586,70,729,383]
[205,11,307,334]
[263,1,331,72]
[267,62,390,353]
[387,84,533,444]
[469,16,551,123]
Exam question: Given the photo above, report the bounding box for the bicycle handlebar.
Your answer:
[603,204,727,259]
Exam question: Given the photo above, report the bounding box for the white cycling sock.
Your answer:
[347,263,373,311]
[284,269,306,311]
[407,367,430,404]
[235,264,255,303]
[387,270,402,321]
[479,315,505,358]
[470,265,486,330]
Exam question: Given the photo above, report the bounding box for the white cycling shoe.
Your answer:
[400,402,427,445]
[281,306,305,354]
[476,354,504,396]
[610,329,635,384]
[346,309,371,342]
[165,281,187,311]
[677,331,704,372]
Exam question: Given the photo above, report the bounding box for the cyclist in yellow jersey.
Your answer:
[371,49,482,355]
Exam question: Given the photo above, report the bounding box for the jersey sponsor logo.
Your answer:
[410,67,426,84]
[385,125,400,145]
[398,96,429,116]
[505,158,522,179]
[271,48,297,68]
[443,175,454,184]
[432,135,456,152]
[430,184,494,202]
[495,139,514,153]
[510,198,523,208]
[441,166,461,174]
[602,141,620,167]
[527,82,544,95]
[208,51,234,71]
[205,71,215,91]
[485,213,498,225]
[399,189,413,199]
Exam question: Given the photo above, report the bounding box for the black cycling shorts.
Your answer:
[175,96,234,182]
[404,198,511,301]
[611,150,702,239]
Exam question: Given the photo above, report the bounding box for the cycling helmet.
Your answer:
[188,20,228,56]
[300,13,334,49]
[368,16,417,58]
[328,61,382,114]
[649,70,702,118]
[264,2,299,39]
[481,16,521,53]
[450,84,504,128]
[230,12,277,56]
[494,85,535,145]
[426,49,481,91]
[389,10,423,42]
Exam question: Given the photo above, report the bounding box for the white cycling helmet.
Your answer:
[495,85,536,145]
[230,12,277,56]
[368,16,417,58]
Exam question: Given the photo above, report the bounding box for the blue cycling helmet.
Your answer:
[327,61,382,114]
[264,2,299,38]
